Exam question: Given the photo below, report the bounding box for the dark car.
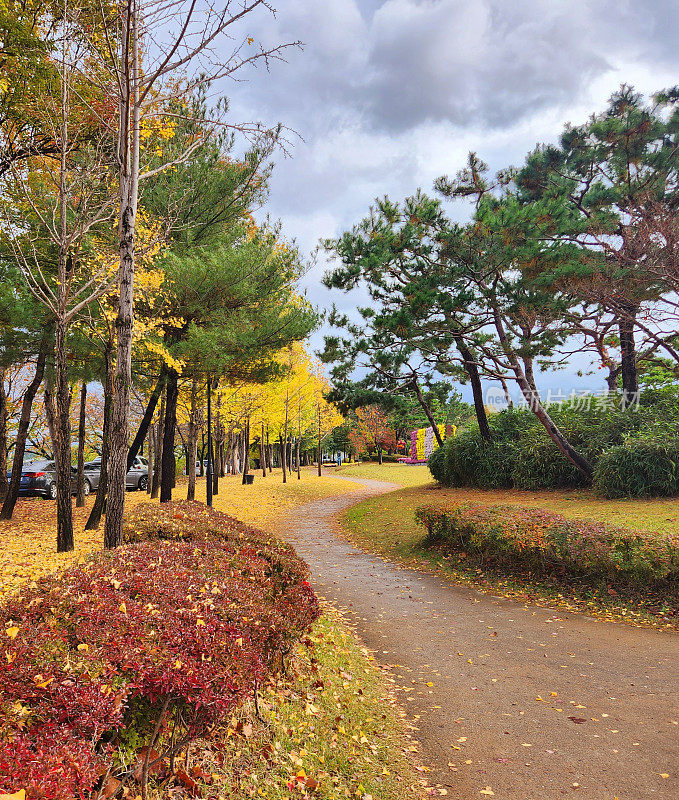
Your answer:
[7,459,89,500]
[83,456,149,491]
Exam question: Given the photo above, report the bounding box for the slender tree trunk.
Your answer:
[1,339,48,520]
[454,337,492,441]
[280,434,287,483]
[75,380,87,507]
[618,306,639,406]
[151,390,165,499]
[160,370,178,502]
[105,5,140,549]
[212,427,219,495]
[241,419,250,484]
[260,422,266,477]
[146,423,154,495]
[127,367,166,471]
[231,433,238,475]
[48,362,72,557]
[492,308,593,481]
[86,339,114,530]
[187,379,198,501]
[412,380,444,446]
[523,356,537,393]
[499,375,513,408]
[213,394,221,493]
[0,367,7,503]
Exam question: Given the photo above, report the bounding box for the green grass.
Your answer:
[334,462,433,488]
[201,609,425,800]
[340,472,679,629]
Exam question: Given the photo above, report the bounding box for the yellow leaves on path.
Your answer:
[204,468,362,529]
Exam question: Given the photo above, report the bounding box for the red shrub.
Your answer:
[0,502,319,799]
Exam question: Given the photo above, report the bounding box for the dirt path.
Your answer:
[280,476,679,800]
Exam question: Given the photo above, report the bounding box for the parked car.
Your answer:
[83,456,149,491]
[6,459,89,500]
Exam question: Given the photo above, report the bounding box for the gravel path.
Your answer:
[280,476,679,800]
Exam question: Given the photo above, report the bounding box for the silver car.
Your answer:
[84,456,149,491]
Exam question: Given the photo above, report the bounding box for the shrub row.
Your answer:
[416,502,679,590]
[428,391,679,497]
[0,501,319,799]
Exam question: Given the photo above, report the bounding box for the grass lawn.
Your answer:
[339,465,679,629]
[335,462,433,488]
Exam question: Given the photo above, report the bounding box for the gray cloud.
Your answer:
[216,0,679,391]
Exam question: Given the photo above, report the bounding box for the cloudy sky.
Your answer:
[222,0,679,398]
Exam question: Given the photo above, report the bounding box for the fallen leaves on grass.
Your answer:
[200,609,425,799]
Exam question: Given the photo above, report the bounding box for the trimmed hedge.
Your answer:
[416,502,679,590]
[0,501,319,799]
[593,440,679,498]
[429,392,679,497]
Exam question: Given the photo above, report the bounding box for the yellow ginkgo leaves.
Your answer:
[0,790,26,800]
[5,626,19,639]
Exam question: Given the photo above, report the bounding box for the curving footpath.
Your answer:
[280,476,679,800]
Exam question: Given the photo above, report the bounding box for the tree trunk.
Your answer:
[160,370,178,502]
[618,306,639,406]
[1,338,48,520]
[280,434,287,483]
[454,337,492,441]
[412,380,444,446]
[296,434,301,480]
[260,422,266,477]
[75,380,87,507]
[499,375,513,408]
[213,394,221,493]
[127,367,166,471]
[241,419,250,484]
[105,5,140,549]
[492,308,593,481]
[146,423,154,495]
[0,367,7,503]
[86,339,114,530]
[187,379,198,501]
[151,390,165,499]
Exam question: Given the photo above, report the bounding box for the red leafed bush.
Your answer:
[416,502,679,590]
[0,501,319,799]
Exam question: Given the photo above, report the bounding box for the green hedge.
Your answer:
[429,391,679,497]
[416,502,679,590]
[593,440,679,498]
